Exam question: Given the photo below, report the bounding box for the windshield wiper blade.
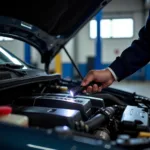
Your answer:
[4,63,24,69]
[0,64,27,77]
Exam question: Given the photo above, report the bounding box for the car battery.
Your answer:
[15,96,92,120]
[13,106,82,129]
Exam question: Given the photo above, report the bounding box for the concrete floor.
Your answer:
[110,81,150,97]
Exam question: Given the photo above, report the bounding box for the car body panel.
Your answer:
[0,123,121,150]
[0,0,111,65]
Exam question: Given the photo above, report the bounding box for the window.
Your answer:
[89,18,134,39]
[100,19,111,38]
[89,20,97,39]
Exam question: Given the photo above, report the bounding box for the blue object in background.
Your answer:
[95,11,102,70]
[145,64,150,80]
[78,64,87,77]
[62,63,73,78]
[62,63,87,79]
[62,11,103,78]
[24,43,31,64]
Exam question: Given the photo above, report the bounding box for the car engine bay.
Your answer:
[1,75,150,149]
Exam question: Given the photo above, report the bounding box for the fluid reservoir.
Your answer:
[0,106,29,127]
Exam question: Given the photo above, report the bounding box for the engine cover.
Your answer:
[13,106,81,129]
[46,93,105,108]
[14,95,92,120]
[121,106,149,131]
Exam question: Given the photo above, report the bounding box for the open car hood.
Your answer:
[0,0,111,66]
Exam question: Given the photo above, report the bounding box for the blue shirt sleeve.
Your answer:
[109,10,150,81]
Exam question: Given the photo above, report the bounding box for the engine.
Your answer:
[1,78,150,149]
[12,95,150,141]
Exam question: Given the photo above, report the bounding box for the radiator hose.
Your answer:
[75,106,117,133]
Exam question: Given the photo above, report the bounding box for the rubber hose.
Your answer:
[92,93,127,106]
[85,114,106,131]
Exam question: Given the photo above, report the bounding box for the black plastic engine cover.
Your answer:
[121,106,149,131]
[15,95,92,120]
[13,106,81,129]
[42,93,105,108]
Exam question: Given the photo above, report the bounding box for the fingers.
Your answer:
[101,80,113,89]
[84,84,101,94]
[87,86,92,93]
[98,86,102,92]
[83,90,86,93]
[93,84,98,92]
[81,69,114,94]
[81,70,94,86]
[81,70,102,93]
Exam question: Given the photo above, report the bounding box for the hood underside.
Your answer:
[0,0,111,66]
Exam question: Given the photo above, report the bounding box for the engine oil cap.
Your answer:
[0,106,12,116]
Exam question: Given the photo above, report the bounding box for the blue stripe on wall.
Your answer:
[145,64,150,80]
[62,63,87,78]
[95,11,102,70]
[24,43,31,64]
[78,64,87,77]
[62,63,73,78]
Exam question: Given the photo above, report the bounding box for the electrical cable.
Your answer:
[63,46,83,80]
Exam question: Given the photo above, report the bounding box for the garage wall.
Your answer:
[102,0,144,64]
[61,39,75,78]
[102,12,144,64]
[0,37,75,76]
[0,39,46,71]
[0,39,46,70]
[77,0,145,63]
[0,40,24,61]
[67,0,146,79]
[31,46,44,69]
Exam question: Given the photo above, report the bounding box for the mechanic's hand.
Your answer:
[81,69,115,93]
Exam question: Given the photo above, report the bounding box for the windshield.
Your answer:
[0,46,28,69]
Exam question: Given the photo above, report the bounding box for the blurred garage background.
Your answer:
[0,0,150,96]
